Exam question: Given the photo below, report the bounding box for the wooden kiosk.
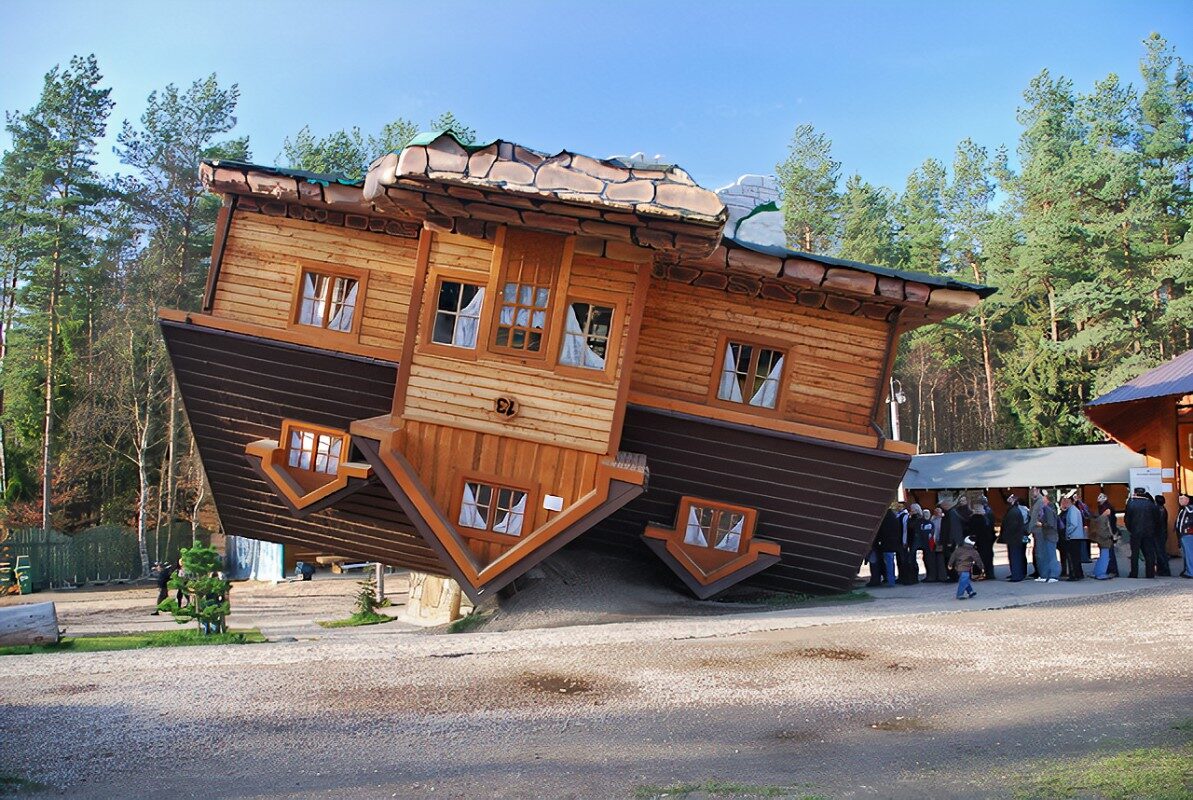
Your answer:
[1086,348,1193,556]
[160,131,992,601]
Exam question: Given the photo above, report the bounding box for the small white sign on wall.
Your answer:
[543,494,564,512]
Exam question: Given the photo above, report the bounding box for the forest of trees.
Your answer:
[778,33,1192,453]
[0,35,1188,570]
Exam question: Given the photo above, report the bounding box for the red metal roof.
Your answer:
[1086,348,1193,407]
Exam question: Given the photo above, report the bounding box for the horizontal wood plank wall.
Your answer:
[393,419,601,566]
[402,234,638,454]
[630,280,889,434]
[211,212,419,354]
[160,321,444,573]
[589,406,909,595]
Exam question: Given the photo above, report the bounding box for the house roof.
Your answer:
[723,237,997,299]
[1086,348,1193,407]
[903,443,1145,489]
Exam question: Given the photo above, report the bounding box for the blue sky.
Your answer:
[1,0,1190,192]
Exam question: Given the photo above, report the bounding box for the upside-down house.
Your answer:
[160,131,992,601]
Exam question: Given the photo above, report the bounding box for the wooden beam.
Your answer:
[202,194,237,312]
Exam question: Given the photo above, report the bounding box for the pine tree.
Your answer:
[775,124,840,253]
[281,112,473,180]
[894,159,947,274]
[838,174,896,266]
[1,55,113,531]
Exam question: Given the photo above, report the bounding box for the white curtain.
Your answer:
[299,273,327,326]
[457,484,488,530]
[749,355,784,409]
[714,514,745,552]
[328,280,358,332]
[717,342,743,402]
[683,506,708,546]
[492,494,527,537]
[452,287,484,348]
[559,305,606,369]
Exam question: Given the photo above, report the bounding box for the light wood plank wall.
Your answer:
[403,233,640,454]
[394,419,601,566]
[630,280,889,434]
[211,212,419,352]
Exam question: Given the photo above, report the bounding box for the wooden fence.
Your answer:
[1,525,204,590]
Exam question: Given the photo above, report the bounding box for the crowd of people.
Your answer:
[866,488,1193,600]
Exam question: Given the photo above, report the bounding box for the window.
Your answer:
[431,279,485,348]
[297,269,359,332]
[715,339,786,410]
[683,503,747,553]
[560,301,614,370]
[458,481,528,537]
[286,426,344,475]
[489,229,564,356]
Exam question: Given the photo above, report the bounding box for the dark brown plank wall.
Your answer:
[589,406,908,594]
[160,320,444,573]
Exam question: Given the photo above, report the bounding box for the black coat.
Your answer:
[999,503,1026,544]
[966,513,992,545]
[943,506,971,548]
[876,510,902,553]
[1124,497,1156,540]
[1156,504,1169,540]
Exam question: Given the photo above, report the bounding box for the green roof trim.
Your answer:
[404,129,497,153]
[732,200,780,238]
[724,236,997,298]
[202,159,364,188]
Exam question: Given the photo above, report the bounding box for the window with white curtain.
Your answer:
[431,280,484,348]
[716,340,785,410]
[459,481,528,537]
[286,427,343,475]
[297,270,359,332]
[559,301,613,370]
[681,502,748,554]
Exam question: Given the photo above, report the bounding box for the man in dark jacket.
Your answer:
[150,560,176,615]
[1000,494,1029,581]
[1154,495,1171,576]
[942,496,972,582]
[875,508,901,587]
[1125,487,1158,578]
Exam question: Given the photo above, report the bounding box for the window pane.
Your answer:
[437,280,462,312]
[519,285,533,305]
[459,482,489,530]
[714,511,745,552]
[328,278,358,332]
[432,311,457,345]
[534,287,549,308]
[684,505,713,547]
[298,273,329,327]
[493,489,527,536]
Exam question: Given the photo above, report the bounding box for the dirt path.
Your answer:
[2,580,1189,799]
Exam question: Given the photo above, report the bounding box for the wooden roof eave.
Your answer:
[667,242,984,328]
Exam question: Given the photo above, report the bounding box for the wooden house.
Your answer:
[159,131,992,601]
[1086,348,1193,556]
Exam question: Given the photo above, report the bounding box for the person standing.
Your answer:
[895,502,916,585]
[1032,491,1061,583]
[1125,487,1158,579]
[150,560,176,615]
[1176,494,1193,579]
[966,508,994,582]
[1097,493,1120,577]
[1059,494,1087,581]
[876,508,901,587]
[866,528,885,588]
[1091,499,1116,580]
[1028,488,1044,579]
[1000,494,1029,582]
[948,535,985,600]
[943,496,972,582]
[930,507,947,582]
[916,508,938,582]
[1154,495,1171,577]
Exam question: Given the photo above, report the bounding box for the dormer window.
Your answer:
[287,427,343,475]
[294,265,364,334]
[684,503,747,553]
[713,336,788,412]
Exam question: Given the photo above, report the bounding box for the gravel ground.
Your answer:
[1,575,1189,799]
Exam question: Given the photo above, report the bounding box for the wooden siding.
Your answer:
[590,405,909,595]
[402,232,641,454]
[393,419,602,566]
[630,280,890,435]
[160,320,443,573]
[211,212,419,353]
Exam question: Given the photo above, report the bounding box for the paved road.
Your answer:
[2,579,1190,799]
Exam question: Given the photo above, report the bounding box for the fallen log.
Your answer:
[0,602,61,646]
